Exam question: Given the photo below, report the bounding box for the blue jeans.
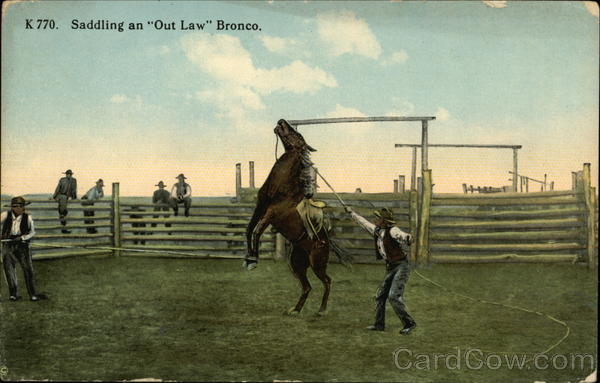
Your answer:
[373,259,414,328]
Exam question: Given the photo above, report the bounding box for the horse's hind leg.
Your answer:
[310,242,331,315]
[288,245,311,315]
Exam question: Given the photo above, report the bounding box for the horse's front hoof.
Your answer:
[243,260,258,271]
[286,308,300,316]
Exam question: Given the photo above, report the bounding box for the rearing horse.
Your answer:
[244,119,349,315]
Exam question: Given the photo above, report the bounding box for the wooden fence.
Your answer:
[1,164,596,267]
[0,193,274,261]
[424,164,597,266]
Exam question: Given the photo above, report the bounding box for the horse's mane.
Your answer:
[259,146,312,201]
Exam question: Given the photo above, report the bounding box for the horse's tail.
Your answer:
[329,237,353,269]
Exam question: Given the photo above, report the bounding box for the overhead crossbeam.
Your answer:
[394,144,522,149]
[288,116,435,125]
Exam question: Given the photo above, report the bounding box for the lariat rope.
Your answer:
[312,167,571,360]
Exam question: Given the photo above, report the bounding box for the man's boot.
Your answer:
[399,318,417,335]
[60,218,71,234]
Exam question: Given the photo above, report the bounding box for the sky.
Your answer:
[1,0,598,197]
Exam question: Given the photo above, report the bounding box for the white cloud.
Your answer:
[182,34,337,125]
[316,10,382,59]
[382,50,409,66]
[182,34,336,94]
[323,104,372,134]
[109,94,143,109]
[325,104,367,119]
[482,1,507,9]
[260,35,288,52]
[255,60,337,94]
[110,94,129,103]
[435,107,450,122]
[197,85,265,111]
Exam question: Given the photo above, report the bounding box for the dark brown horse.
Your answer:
[244,119,350,315]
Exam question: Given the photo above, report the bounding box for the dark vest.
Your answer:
[2,211,30,238]
[374,226,407,263]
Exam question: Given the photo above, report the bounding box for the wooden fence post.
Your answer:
[235,163,242,201]
[409,190,418,263]
[249,161,255,189]
[393,179,399,193]
[417,170,432,264]
[398,175,405,194]
[462,183,468,194]
[582,163,596,269]
[572,172,578,191]
[112,182,121,257]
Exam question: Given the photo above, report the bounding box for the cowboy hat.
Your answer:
[373,207,396,224]
[9,196,31,206]
[63,169,73,175]
[156,181,166,187]
[176,174,187,179]
[96,179,104,185]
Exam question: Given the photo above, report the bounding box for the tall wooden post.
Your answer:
[249,161,255,188]
[572,172,578,191]
[417,170,432,264]
[462,183,468,194]
[235,163,242,201]
[550,181,554,191]
[512,148,519,192]
[421,120,428,173]
[111,182,121,257]
[543,174,547,192]
[582,163,596,269]
[398,175,405,194]
[393,179,399,193]
[409,190,419,263]
[411,147,417,190]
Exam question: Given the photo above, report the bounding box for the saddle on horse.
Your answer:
[296,198,330,240]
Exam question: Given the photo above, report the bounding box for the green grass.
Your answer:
[0,257,596,382]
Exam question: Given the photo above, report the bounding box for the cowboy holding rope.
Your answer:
[345,206,417,335]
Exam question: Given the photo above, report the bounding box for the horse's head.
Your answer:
[274,119,316,153]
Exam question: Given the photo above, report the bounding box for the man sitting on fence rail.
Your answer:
[81,178,104,234]
[1,196,47,302]
[345,206,416,335]
[52,169,77,234]
[152,181,172,232]
[170,174,192,217]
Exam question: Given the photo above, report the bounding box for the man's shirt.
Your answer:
[53,177,77,199]
[350,211,411,261]
[83,186,104,201]
[1,211,36,241]
[171,183,192,199]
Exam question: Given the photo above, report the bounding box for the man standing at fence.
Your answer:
[345,206,416,335]
[52,169,77,234]
[81,179,104,234]
[152,181,171,232]
[170,174,192,217]
[1,196,47,302]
